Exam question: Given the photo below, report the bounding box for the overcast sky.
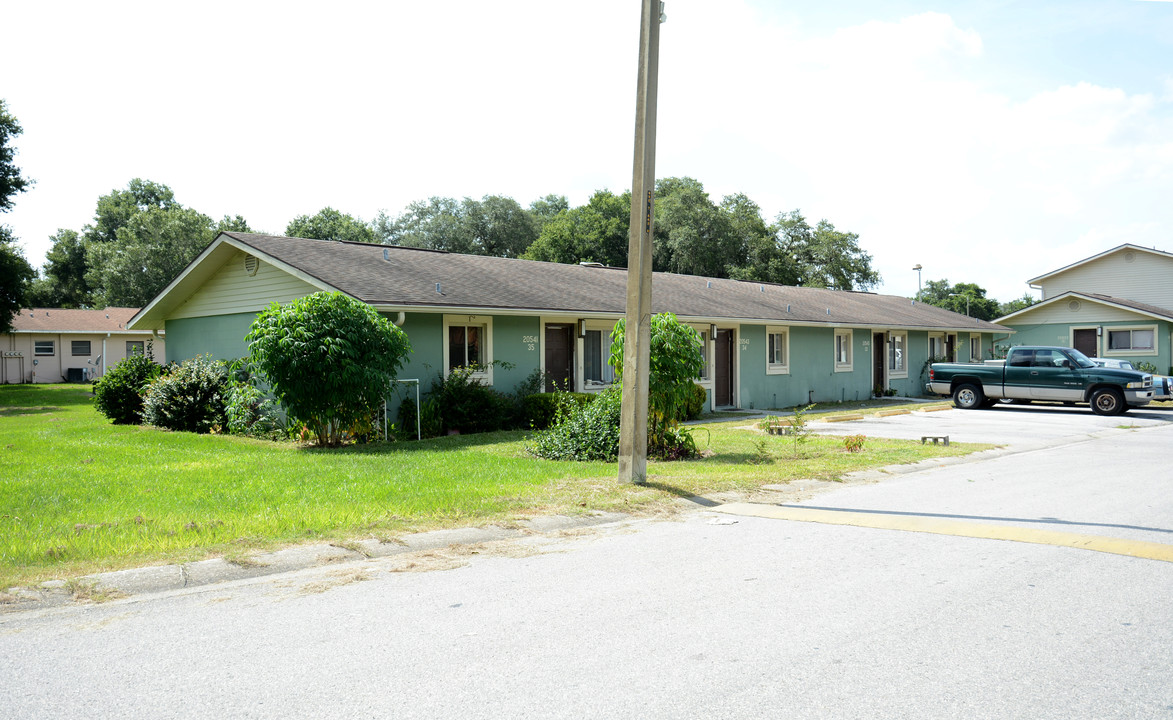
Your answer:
[4,0,1171,304]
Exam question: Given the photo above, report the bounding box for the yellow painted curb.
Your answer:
[919,405,953,412]
[876,409,911,417]
[716,502,1173,563]
[824,414,865,423]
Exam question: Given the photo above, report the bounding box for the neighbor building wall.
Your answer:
[2,331,165,384]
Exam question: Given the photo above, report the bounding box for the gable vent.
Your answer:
[1124,251,1136,263]
[1068,300,1081,312]
[243,254,260,276]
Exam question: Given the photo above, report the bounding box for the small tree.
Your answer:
[92,347,163,424]
[246,292,411,446]
[609,313,704,456]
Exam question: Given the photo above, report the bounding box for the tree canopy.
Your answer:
[375,195,538,257]
[917,279,1001,321]
[0,99,33,332]
[286,207,374,244]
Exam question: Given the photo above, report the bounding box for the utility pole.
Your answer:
[618,0,664,485]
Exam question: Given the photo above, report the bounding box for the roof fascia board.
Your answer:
[367,303,1004,332]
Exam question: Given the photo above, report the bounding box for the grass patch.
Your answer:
[0,385,986,588]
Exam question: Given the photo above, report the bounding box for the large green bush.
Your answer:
[521,391,596,430]
[141,356,229,433]
[246,292,411,446]
[527,387,623,461]
[610,313,704,457]
[92,351,164,424]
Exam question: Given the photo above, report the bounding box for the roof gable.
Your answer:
[998,291,1173,325]
[1028,244,1173,286]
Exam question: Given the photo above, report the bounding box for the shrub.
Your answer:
[528,387,623,461]
[844,434,866,453]
[142,356,230,433]
[680,383,707,421]
[224,382,280,437]
[521,391,595,430]
[431,365,516,434]
[246,292,411,446]
[92,351,164,424]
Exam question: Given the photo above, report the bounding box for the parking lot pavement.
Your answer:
[807,402,1173,446]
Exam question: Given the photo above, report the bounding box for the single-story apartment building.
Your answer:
[129,232,1009,412]
[2,307,165,384]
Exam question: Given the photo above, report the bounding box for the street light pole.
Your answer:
[912,264,922,300]
[618,0,664,485]
[950,292,971,316]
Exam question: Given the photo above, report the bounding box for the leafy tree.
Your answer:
[918,279,1000,321]
[0,100,33,332]
[216,215,253,234]
[82,179,178,246]
[776,211,879,291]
[523,189,631,267]
[245,292,412,447]
[998,293,1037,317]
[36,229,91,307]
[609,312,704,457]
[0,99,31,213]
[286,207,374,244]
[460,195,538,257]
[528,194,569,233]
[87,206,217,307]
[725,194,796,285]
[0,229,34,333]
[653,177,742,278]
[376,195,537,256]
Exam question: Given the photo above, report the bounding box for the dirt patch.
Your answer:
[298,568,372,595]
[390,540,542,573]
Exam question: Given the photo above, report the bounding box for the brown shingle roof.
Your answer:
[9,307,148,333]
[218,232,1007,332]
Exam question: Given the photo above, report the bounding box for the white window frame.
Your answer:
[34,340,54,356]
[888,331,908,379]
[928,332,946,361]
[126,340,145,356]
[71,340,92,356]
[579,320,619,391]
[765,325,789,375]
[834,329,853,372]
[442,314,494,384]
[1104,325,1158,357]
[969,335,982,362]
[686,324,714,384]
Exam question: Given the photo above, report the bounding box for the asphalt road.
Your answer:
[3,410,1171,719]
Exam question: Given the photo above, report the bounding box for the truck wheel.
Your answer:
[953,383,984,410]
[1090,388,1125,416]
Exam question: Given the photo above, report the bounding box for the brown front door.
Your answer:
[1073,328,1098,357]
[544,324,573,392]
[715,329,734,407]
[873,332,886,393]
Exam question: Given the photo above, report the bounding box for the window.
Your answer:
[834,329,853,371]
[71,340,91,356]
[127,341,145,356]
[1107,327,1156,354]
[583,329,616,387]
[696,328,711,381]
[970,336,982,362]
[34,340,54,356]
[443,315,494,382]
[765,326,789,375]
[888,332,907,377]
[928,333,945,360]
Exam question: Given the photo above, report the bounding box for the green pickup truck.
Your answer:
[927,346,1153,416]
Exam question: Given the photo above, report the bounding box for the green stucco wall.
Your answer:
[165,312,258,363]
[736,325,875,410]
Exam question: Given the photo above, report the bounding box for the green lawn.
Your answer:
[0,384,986,588]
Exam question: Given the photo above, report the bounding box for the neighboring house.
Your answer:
[2,307,165,384]
[129,232,1008,412]
[997,244,1173,374]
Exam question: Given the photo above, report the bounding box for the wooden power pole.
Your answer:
[618,0,663,485]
